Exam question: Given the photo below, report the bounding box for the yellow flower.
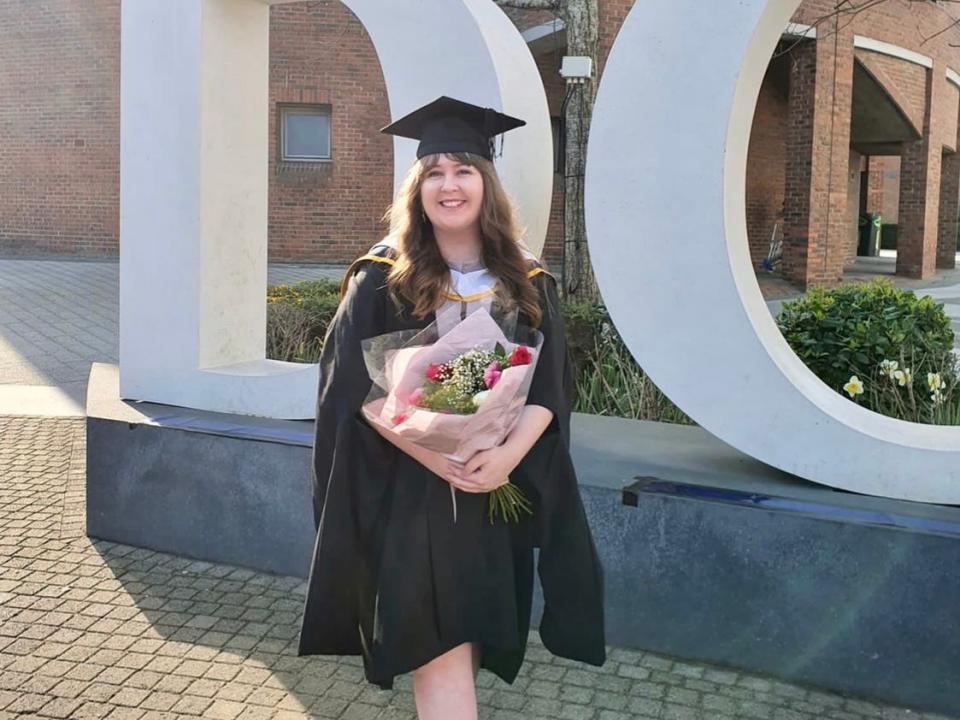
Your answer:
[843,375,864,397]
[926,372,946,392]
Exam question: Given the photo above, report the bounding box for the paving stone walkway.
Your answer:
[0,415,955,720]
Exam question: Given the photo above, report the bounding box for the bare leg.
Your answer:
[412,642,478,720]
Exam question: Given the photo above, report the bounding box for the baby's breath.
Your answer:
[449,348,497,395]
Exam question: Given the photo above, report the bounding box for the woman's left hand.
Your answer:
[451,443,524,493]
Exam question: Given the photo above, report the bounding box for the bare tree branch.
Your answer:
[918,0,960,44]
[775,0,960,58]
[774,0,891,59]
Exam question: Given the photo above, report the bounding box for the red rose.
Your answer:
[509,345,533,366]
[426,363,450,382]
[392,413,408,425]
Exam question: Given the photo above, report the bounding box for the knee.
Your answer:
[413,642,474,680]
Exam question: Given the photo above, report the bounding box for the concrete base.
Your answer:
[86,363,314,577]
[86,362,960,715]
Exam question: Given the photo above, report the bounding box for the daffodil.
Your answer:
[893,368,913,387]
[879,359,899,380]
[926,372,946,392]
[843,375,864,397]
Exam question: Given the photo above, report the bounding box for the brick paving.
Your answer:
[0,415,955,719]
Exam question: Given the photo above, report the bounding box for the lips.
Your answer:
[440,200,465,208]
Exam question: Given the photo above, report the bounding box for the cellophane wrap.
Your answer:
[360,306,544,464]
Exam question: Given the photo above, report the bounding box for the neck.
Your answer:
[433,226,483,266]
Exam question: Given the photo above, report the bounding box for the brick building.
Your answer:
[0,1,571,266]
[747,1,960,285]
[2,1,960,288]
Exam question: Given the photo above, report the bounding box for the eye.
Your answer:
[457,168,473,175]
[426,169,442,178]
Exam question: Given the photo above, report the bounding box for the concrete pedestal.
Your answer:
[86,362,960,715]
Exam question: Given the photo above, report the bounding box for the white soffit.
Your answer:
[854,35,933,69]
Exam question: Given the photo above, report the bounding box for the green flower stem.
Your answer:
[487,480,533,524]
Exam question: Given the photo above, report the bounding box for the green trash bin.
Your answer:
[858,213,882,256]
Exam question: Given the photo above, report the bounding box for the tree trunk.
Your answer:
[494,0,600,302]
[560,0,599,303]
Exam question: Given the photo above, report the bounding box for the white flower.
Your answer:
[893,368,913,387]
[926,372,946,392]
[843,375,864,397]
[472,390,490,407]
[879,359,899,379]
[931,389,945,406]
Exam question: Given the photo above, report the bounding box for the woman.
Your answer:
[297,97,605,719]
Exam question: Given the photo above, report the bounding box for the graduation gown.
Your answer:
[296,243,606,689]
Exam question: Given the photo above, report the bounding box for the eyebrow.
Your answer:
[426,162,472,171]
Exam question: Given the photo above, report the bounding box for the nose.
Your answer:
[440,172,458,192]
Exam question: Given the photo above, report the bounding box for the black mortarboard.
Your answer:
[380,96,526,161]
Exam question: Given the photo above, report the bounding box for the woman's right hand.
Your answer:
[415,448,466,486]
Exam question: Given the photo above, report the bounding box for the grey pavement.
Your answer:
[1,414,954,720]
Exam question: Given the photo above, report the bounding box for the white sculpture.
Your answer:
[119,0,551,418]
[586,0,960,503]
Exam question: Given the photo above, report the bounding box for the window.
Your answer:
[551,116,564,175]
[279,104,331,162]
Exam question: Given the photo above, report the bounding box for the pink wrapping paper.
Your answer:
[360,307,542,464]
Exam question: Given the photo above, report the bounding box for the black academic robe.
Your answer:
[296,247,606,689]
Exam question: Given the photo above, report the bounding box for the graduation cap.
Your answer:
[380,96,526,161]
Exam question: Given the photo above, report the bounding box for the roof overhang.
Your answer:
[523,19,566,54]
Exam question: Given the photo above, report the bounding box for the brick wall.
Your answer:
[944,81,959,152]
[267,1,391,263]
[8,0,960,269]
[938,149,960,268]
[0,0,120,258]
[535,50,567,269]
[598,0,633,78]
[897,60,946,278]
[782,40,817,285]
[881,157,902,223]
[866,156,886,215]
[746,57,788,270]
[782,18,855,288]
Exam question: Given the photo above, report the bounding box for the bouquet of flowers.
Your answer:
[360,306,544,524]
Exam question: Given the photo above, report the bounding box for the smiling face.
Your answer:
[419,154,485,235]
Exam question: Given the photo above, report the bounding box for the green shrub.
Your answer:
[265,280,692,424]
[776,278,959,423]
[560,300,692,424]
[558,299,611,379]
[266,279,340,362]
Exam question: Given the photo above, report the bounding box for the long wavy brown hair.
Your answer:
[382,152,543,327]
